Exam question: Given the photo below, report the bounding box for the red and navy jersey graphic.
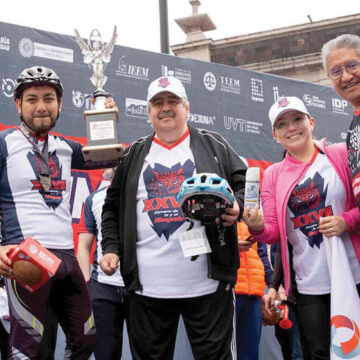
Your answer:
[28,150,66,210]
[347,111,360,206]
[142,160,194,240]
[288,171,333,248]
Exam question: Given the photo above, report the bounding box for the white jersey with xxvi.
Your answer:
[136,134,219,298]
[0,128,84,249]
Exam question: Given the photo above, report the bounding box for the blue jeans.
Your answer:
[235,295,262,360]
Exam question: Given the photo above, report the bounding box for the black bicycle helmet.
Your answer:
[14,66,63,100]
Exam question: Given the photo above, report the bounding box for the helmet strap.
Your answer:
[186,219,194,231]
[217,221,226,247]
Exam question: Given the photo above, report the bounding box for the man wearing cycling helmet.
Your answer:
[0,66,116,359]
[101,76,247,360]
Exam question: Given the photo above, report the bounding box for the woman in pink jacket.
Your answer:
[243,96,360,360]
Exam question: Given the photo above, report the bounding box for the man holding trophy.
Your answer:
[0,28,121,359]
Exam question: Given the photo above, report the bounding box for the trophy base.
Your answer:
[82,143,125,163]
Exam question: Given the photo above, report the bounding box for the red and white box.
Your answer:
[8,237,61,293]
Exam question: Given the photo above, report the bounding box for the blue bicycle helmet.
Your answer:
[177,173,235,224]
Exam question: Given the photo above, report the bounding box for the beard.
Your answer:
[21,112,59,137]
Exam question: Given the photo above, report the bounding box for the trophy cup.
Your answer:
[75,26,124,162]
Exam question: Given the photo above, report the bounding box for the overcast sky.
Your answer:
[0,0,359,53]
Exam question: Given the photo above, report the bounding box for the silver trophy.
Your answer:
[75,26,124,162]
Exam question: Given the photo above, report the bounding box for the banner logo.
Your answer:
[273,86,286,102]
[332,98,349,115]
[203,72,216,91]
[331,315,360,358]
[72,90,85,108]
[116,55,149,80]
[161,65,191,84]
[188,112,215,126]
[125,98,149,120]
[219,76,240,94]
[0,35,10,51]
[2,78,15,97]
[72,90,93,109]
[251,78,264,102]
[19,38,73,62]
[19,38,34,58]
[303,94,326,109]
[224,116,263,135]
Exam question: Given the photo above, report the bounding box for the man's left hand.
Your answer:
[221,200,240,227]
[90,97,118,110]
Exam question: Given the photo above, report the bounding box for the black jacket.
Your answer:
[101,126,247,292]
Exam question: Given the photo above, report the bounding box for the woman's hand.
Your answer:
[242,205,264,232]
[318,216,348,237]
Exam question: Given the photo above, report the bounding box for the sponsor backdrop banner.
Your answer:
[0,19,353,360]
[0,21,353,163]
[0,20,354,230]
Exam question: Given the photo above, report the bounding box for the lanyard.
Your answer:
[19,124,51,191]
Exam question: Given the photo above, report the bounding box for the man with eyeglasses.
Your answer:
[321,34,360,209]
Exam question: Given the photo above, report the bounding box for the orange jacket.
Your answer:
[235,222,266,296]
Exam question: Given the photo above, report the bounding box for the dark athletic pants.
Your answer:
[274,304,303,360]
[0,318,8,359]
[6,249,95,360]
[127,286,236,360]
[88,278,129,360]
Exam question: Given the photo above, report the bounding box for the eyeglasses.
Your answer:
[328,60,360,79]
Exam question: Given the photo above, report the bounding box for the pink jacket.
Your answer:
[250,140,360,296]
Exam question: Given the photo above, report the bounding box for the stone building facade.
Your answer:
[171,3,360,86]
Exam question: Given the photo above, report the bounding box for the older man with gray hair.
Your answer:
[322,34,360,208]
[100,76,247,360]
